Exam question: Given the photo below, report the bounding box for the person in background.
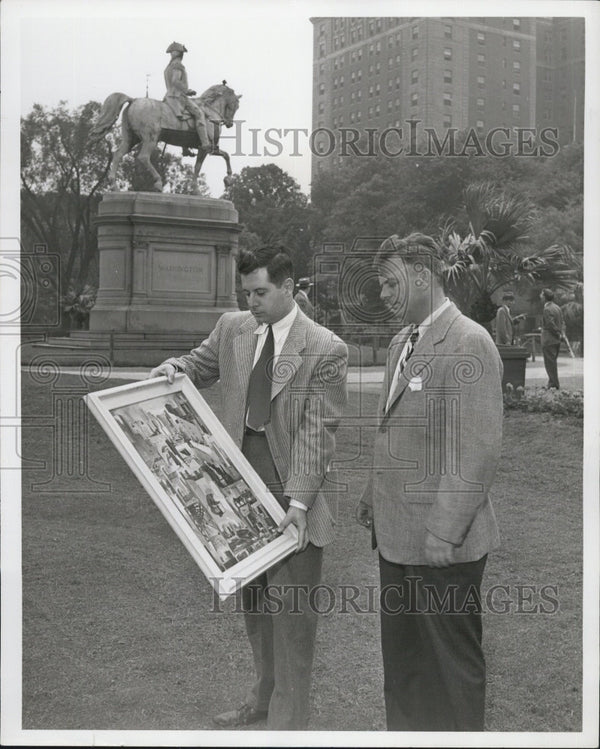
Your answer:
[540,288,566,389]
[495,291,525,345]
[294,277,315,319]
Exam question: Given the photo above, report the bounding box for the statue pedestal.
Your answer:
[90,192,240,336]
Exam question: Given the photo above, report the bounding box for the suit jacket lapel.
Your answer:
[271,312,307,401]
[233,315,259,409]
[383,303,461,415]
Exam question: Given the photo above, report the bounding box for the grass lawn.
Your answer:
[20,373,583,732]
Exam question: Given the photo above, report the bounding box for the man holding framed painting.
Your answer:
[150,245,348,730]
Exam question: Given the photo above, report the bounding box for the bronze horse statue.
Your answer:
[90,82,242,193]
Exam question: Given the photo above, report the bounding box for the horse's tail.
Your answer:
[90,92,134,141]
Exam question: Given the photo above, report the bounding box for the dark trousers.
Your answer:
[241,432,323,730]
[378,553,487,732]
[542,342,561,389]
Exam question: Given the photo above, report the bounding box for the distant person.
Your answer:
[294,278,315,319]
[495,291,525,345]
[540,288,566,389]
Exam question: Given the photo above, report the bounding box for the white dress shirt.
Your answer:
[249,304,307,511]
[385,297,452,412]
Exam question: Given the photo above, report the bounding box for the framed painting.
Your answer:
[85,374,297,599]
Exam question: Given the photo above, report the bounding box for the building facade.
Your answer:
[311,17,584,182]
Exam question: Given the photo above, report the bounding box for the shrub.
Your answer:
[504,383,583,418]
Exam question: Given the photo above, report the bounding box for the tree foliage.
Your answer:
[224,164,312,275]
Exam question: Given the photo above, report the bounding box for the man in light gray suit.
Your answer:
[151,245,348,730]
[356,233,503,731]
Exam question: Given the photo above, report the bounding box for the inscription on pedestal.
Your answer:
[152,249,212,294]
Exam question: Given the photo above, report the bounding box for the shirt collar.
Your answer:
[417,297,451,337]
[254,303,298,341]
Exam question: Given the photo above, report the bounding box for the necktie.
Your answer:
[246,324,275,430]
[385,327,419,412]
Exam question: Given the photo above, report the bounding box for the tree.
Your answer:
[223,164,312,275]
[441,183,580,327]
[21,101,111,293]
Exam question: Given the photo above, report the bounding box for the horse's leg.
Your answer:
[108,119,134,189]
[137,135,163,192]
[193,149,208,195]
[213,148,233,187]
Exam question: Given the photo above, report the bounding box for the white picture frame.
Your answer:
[85,373,297,600]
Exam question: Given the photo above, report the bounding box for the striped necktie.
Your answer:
[385,327,419,412]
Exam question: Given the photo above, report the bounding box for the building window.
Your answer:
[357,111,361,121]
[388,100,393,111]
[319,83,325,94]
[412,25,419,40]
[411,92,418,106]
[444,47,452,60]
[513,39,521,51]
[411,69,419,84]
[444,24,452,39]
[376,41,381,53]
[443,92,452,106]
[477,75,485,88]
[369,85,374,97]
[412,47,418,60]
[351,71,356,82]
[319,44,325,58]
[350,112,355,123]
[443,114,452,127]
[375,83,381,94]
[443,69,453,84]
[340,75,344,86]
[318,102,324,114]
[477,97,485,108]
[375,104,381,114]
[477,53,485,65]
[396,76,401,89]
[513,18,521,30]
[513,61,521,72]
[477,32,485,44]
[368,106,373,116]
[513,82,520,95]
[476,119,484,131]
[512,103,520,116]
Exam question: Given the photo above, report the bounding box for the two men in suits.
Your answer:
[356,233,503,731]
[150,245,348,730]
[540,288,566,389]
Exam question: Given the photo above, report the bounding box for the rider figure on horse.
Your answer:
[164,42,216,156]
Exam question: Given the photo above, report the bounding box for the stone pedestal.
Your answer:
[90,192,240,335]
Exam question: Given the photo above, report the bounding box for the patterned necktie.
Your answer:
[246,324,275,430]
[386,327,420,412]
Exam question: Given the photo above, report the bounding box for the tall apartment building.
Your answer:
[310,17,584,182]
[535,18,585,144]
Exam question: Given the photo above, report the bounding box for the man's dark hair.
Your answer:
[542,288,555,302]
[237,245,294,286]
[374,232,444,281]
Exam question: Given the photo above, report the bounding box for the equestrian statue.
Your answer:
[90,42,242,193]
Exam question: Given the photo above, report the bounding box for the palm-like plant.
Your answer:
[440,183,580,327]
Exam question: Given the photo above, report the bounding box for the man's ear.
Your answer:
[284,277,295,295]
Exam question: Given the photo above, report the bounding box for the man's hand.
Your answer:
[148,363,177,383]
[424,531,455,567]
[356,500,373,530]
[278,506,308,552]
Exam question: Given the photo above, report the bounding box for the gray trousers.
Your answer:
[241,432,323,730]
